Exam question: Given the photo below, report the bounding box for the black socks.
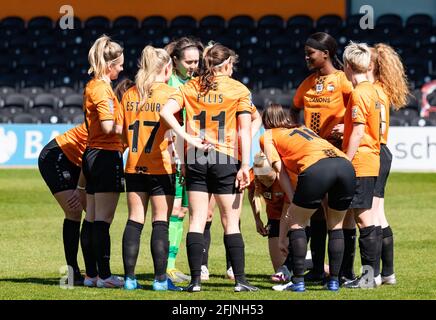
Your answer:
[340,228,357,279]
[63,219,81,275]
[93,221,112,280]
[327,229,344,281]
[381,226,394,276]
[122,220,144,278]
[187,232,204,282]
[224,233,246,283]
[202,221,212,266]
[80,219,97,278]
[151,221,169,282]
[288,229,307,283]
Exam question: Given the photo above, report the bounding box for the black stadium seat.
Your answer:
[286,15,314,39]
[405,14,433,37]
[316,14,343,36]
[12,113,39,123]
[257,15,284,36]
[169,15,197,37]
[228,15,255,37]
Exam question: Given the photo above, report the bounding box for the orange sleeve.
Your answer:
[91,84,117,121]
[169,87,185,108]
[115,92,126,126]
[350,91,368,124]
[341,73,353,106]
[236,85,253,114]
[293,77,310,109]
[260,132,281,165]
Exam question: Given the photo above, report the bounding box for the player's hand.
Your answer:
[279,234,288,256]
[188,137,214,152]
[331,124,344,137]
[255,218,268,237]
[67,189,83,211]
[235,164,250,191]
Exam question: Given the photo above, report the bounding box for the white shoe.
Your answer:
[83,276,98,287]
[201,265,210,281]
[382,273,397,285]
[96,275,124,288]
[272,280,294,291]
[271,265,293,282]
[374,274,382,287]
[226,267,235,280]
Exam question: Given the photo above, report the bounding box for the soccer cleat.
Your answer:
[304,270,327,284]
[167,268,191,283]
[374,274,382,287]
[271,265,292,282]
[382,273,397,285]
[340,274,357,286]
[284,281,306,292]
[342,276,376,289]
[201,265,210,281]
[272,281,294,291]
[183,281,201,292]
[226,267,235,280]
[124,276,142,290]
[234,281,259,292]
[96,275,125,288]
[153,277,183,291]
[83,276,98,287]
[324,279,340,291]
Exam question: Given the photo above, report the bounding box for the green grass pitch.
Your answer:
[0,169,435,300]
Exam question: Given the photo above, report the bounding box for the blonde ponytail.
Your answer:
[88,35,123,79]
[135,46,171,106]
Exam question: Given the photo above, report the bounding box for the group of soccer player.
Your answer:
[38,29,409,293]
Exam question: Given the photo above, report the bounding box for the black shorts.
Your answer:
[349,177,377,209]
[82,148,125,194]
[186,149,241,194]
[125,173,175,196]
[293,157,356,211]
[267,219,280,238]
[38,139,81,194]
[374,144,392,198]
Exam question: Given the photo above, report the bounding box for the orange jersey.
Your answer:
[170,75,253,160]
[261,127,347,179]
[342,81,381,177]
[373,81,390,144]
[83,78,123,152]
[255,179,286,220]
[118,83,176,175]
[55,123,88,167]
[293,71,353,141]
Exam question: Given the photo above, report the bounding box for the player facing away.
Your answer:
[160,43,258,292]
[368,43,409,285]
[116,46,182,291]
[38,123,88,286]
[81,35,125,288]
[164,37,203,283]
[261,104,356,292]
[341,42,382,289]
[292,32,353,283]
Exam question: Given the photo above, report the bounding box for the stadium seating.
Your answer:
[0,13,434,124]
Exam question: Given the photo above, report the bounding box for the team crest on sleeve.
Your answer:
[352,106,358,119]
[108,99,114,114]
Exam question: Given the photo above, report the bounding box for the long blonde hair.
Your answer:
[371,43,410,110]
[135,45,171,105]
[88,35,123,79]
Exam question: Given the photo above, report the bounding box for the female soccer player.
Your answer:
[38,123,88,286]
[116,45,182,291]
[160,43,257,292]
[164,37,203,283]
[261,104,356,292]
[341,42,381,289]
[81,35,125,288]
[292,32,353,282]
[248,152,292,282]
[368,44,409,285]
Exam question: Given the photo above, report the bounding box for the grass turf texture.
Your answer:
[0,169,435,300]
